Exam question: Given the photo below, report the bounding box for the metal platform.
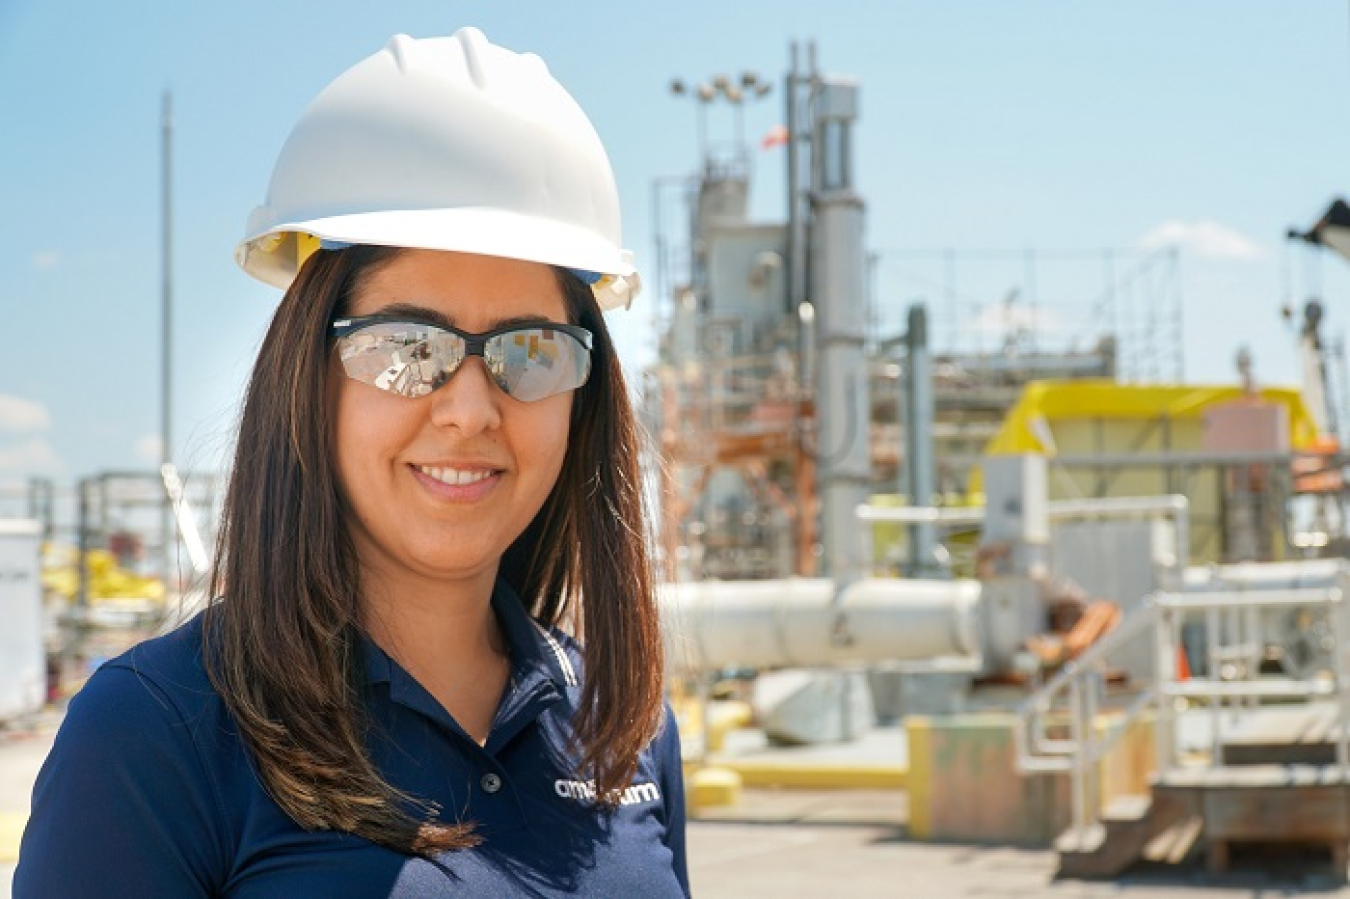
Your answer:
[1221,700,1345,766]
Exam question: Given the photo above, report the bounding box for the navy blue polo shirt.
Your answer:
[16,583,689,897]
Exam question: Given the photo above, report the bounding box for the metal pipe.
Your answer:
[1337,568,1350,773]
[857,493,1189,524]
[1243,604,1259,710]
[660,577,981,673]
[161,91,175,597]
[812,153,870,581]
[1164,586,1341,609]
[1084,668,1101,830]
[1163,679,1337,699]
[1047,449,1328,467]
[785,42,802,318]
[160,464,209,575]
[1206,605,1222,761]
[1046,494,1189,517]
[857,492,1191,572]
[76,478,90,611]
[856,505,984,525]
[1067,676,1089,842]
[931,449,1334,472]
[1160,606,1180,772]
[903,304,938,575]
[1182,557,1343,590]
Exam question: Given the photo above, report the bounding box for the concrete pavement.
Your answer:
[1,711,56,899]
[687,789,1350,897]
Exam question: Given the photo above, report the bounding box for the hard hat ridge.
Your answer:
[237,27,640,310]
[445,27,492,89]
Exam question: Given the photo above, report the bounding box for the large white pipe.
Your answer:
[660,577,981,673]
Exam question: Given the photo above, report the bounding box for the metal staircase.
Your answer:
[1014,561,1350,877]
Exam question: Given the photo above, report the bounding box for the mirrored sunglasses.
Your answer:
[331,315,593,402]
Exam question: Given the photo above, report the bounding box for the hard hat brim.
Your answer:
[237,207,639,309]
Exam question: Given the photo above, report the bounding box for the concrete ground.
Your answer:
[6,715,1350,897]
[688,789,1350,898]
[0,711,58,899]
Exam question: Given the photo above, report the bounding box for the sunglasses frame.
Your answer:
[330,314,593,401]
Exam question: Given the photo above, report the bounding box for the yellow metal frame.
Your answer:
[984,380,1319,457]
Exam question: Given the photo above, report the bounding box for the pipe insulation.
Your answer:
[660,577,982,673]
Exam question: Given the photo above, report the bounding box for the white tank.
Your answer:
[0,520,45,722]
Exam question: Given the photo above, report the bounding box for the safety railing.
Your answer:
[857,493,1192,579]
[1014,562,1350,845]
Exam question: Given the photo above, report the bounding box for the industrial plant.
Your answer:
[5,35,1350,890]
[646,41,1350,879]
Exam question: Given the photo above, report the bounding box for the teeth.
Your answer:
[416,465,494,487]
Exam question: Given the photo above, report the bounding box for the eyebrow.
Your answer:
[364,302,560,330]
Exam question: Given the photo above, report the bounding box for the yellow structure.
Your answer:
[906,712,1155,845]
[972,381,1321,563]
[0,810,23,864]
[40,544,165,604]
[716,759,906,791]
[983,381,1318,458]
[686,767,744,812]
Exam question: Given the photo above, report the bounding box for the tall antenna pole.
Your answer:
[161,91,175,589]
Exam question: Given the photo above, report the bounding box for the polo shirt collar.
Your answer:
[492,579,579,691]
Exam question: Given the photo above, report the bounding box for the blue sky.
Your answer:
[2,1,1349,484]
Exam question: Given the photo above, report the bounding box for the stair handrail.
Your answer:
[1016,564,1350,848]
[1014,596,1162,843]
[1015,595,1160,765]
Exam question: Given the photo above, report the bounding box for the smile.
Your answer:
[412,464,499,487]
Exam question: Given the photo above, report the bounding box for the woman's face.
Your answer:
[331,249,574,591]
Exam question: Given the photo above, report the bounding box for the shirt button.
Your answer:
[481,773,503,794]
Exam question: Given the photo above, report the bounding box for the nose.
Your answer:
[427,357,503,436]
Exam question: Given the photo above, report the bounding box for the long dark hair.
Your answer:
[203,246,663,855]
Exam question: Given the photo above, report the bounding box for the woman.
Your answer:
[16,27,688,898]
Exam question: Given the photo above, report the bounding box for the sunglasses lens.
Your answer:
[486,327,591,402]
[335,320,591,401]
[336,322,464,398]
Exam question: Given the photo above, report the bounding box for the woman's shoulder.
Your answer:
[18,614,242,894]
[69,612,226,743]
[46,610,244,836]
[98,611,215,694]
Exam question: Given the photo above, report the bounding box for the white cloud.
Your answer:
[1137,219,1266,260]
[0,438,63,475]
[30,250,60,270]
[134,434,163,463]
[0,395,51,433]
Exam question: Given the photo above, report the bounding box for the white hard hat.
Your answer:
[236,27,640,310]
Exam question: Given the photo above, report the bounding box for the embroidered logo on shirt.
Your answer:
[554,778,661,806]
